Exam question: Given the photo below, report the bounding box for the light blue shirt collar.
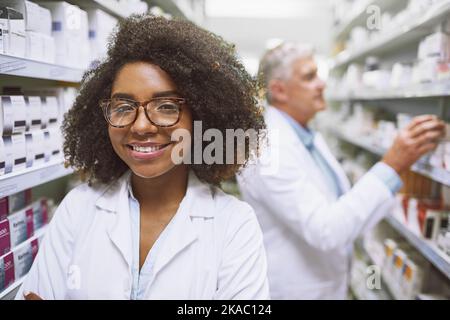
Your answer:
[277,109,315,149]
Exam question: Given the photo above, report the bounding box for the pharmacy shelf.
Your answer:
[329,128,385,156]
[0,54,84,83]
[0,277,25,300]
[64,0,129,19]
[328,127,450,187]
[334,0,404,40]
[0,161,73,198]
[326,82,450,101]
[385,215,450,280]
[411,162,450,187]
[332,0,450,69]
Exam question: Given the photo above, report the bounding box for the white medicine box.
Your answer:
[0,136,5,175]
[25,31,44,61]
[0,96,27,135]
[41,96,59,128]
[25,96,42,131]
[0,1,43,33]
[0,6,9,54]
[39,2,88,68]
[31,130,48,165]
[5,7,26,58]
[24,132,33,168]
[3,133,27,173]
[44,128,61,160]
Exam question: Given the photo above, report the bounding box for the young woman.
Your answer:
[17,15,268,300]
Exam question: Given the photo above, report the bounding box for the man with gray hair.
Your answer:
[237,42,445,299]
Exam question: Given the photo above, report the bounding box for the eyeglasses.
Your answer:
[99,97,186,128]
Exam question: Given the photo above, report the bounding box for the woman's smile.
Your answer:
[126,141,173,161]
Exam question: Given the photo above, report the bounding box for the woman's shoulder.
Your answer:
[61,178,123,210]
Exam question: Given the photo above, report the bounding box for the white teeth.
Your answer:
[132,145,165,153]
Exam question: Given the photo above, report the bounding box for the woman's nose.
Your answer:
[130,106,158,135]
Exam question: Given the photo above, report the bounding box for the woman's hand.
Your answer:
[24,291,43,300]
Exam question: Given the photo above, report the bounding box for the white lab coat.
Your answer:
[16,171,269,300]
[237,106,395,299]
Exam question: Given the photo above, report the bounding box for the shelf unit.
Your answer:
[326,81,450,101]
[325,0,450,292]
[332,0,450,70]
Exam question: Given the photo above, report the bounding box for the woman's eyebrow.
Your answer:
[111,92,134,99]
[152,90,181,98]
[111,91,181,99]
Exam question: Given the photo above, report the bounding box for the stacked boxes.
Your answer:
[382,239,428,300]
[0,230,44,292]
[87,9,117,63]
[0,0,54,61]
[40,1,90,69]
[0,94,63,176]
[0,188,50,293]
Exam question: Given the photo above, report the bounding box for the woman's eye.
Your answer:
[113,104,134,113]
[157,103,179,113]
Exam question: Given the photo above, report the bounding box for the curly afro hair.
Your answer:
[62,14,266,186]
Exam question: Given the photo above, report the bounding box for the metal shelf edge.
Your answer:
[0,161,74,198]
[0,54,84,83]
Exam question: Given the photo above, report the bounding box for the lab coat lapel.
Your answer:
[97,173,133,270]
[269,107,333,197]
[152,173,206,278]
[152,209,198,278]
[314,134,351,192]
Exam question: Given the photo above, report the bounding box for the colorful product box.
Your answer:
[8,189,32,213]
[0,218,10,255]
[8,207,34,248]
[33,199,48,230]
[0,189,32,220]
[13,238,37,280]
[0,251,14,291]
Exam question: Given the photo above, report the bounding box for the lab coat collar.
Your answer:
[95,170,216,218]
[274,108,315,149]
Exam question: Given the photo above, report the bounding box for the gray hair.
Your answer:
[258,42,314,103]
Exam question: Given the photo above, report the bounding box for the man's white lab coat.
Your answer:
[237,106,395,299]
